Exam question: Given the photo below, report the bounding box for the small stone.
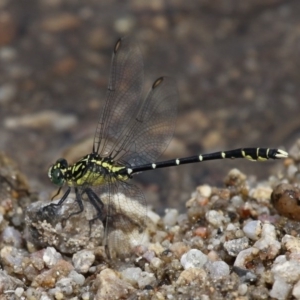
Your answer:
[121,267,142,286]
[292,280,300,299]
[150,257,163,269]
[250,185,273,203]
[206,261,230,279]
[269,278,292,300]
[95,269,135,299]
[205,210,225,227]
[137,271,156,289]
[72,250,95,274]
[31,260,73,288]
[114,16,136,34]
[180,249,208,269]
[243,220,262,240]
[176,268,207,285]
[68,270,85,286]
[14,287,24,297]
[238,283,248,295]
[197,184,212,198]
[82,292,91,300]
[1,226,22,248]
[43,247,62,268]
[271,256,300,284]
[55,277,73,295]
[169,242,190,259]
[271,183,300,221]
[253,223,280,259]
[231,195,244,208]
[224,237,249,257]
[163,208,178,227]
[146,210,161,225]
[282,235,300,260]
[234,247,259,268]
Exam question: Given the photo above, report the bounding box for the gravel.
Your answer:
[1,117,300,297]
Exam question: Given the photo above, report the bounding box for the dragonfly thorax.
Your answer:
[49,153,128,188]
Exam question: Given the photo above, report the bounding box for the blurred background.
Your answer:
[0,0,299,213]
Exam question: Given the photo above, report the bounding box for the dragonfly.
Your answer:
[47,37,288,258]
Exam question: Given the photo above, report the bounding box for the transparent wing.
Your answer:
[93,37,144,156]
[110,76,178,166]
[88,178,147,258]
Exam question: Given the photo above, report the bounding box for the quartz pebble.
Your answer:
[72,250,95,273]
[206,261,230,279]
[243,220,262,240]
[180,249,208,269]
[253,223,280,259]
[95,269,135,299]
[238,283,248,296]
[224,237,249,256]
[234,247,259,268]
[271,255,300,284]
[269,279,292,300]
[163,208,178,227]
[205,210,225,227]
[121,267,142,286]
[293,280,300,299]
[43,247,62,268]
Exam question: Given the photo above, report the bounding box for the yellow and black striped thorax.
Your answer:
[48,153,128,188]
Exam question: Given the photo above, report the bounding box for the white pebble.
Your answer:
[205,210,225,227]
[150,257,163,269]
[269,278,292,299]
[224,237,249,257]
[55,278,73,295]
[163,209,178,227]
[253,223,280,259]
[43,247,62,267]
[238,283,248,295]
[197,184,212,197]
[72,250,95,274]
[14,287,24,297]
[271,256,300,284]
[147,210,161,225]
[243,220,262,240]
[121,267,142,286]
[206,261,230,279]
[68,270,85,286]
[230,195,244,208]
[234,247,259,268]
[82,292,91,300]
[180,249,208,270]
[287,164,298,178]
[137,271,156,289]
[293,280,300,299]
[226,223,236,231]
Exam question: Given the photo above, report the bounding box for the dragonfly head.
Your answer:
[48,158,68,187]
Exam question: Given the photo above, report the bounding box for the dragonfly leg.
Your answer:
[43,187,71,218]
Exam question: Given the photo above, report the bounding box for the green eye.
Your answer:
[49,167,65,186]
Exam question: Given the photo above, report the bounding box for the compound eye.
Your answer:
[50,168,65,186]
[56,158,68,169]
